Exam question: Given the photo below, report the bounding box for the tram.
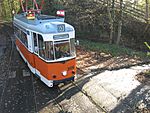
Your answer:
[13,0,76,87]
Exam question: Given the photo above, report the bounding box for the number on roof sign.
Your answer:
[57,24,65,32]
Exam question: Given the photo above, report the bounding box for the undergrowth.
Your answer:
[79,39,147,58]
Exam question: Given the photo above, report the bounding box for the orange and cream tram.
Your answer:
[13,10,76,87]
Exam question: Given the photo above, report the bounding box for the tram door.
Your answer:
[32,32,38,73]
[32,32,48,77]
[33,33,38,54]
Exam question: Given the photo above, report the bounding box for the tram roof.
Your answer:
[13,13,74,34]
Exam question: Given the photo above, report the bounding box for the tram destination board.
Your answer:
[53,34,69,40]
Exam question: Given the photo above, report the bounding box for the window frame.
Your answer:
[33,32,39,55]
[14,25,28,48]
[38,34,45,59]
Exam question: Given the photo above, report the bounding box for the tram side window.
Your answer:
[33,33,37,46]
[33,33,38,53]
[14,26,20,38]
[20,31,28,47]
[38,34,45,58]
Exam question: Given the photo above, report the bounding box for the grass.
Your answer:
[79,39,147,58]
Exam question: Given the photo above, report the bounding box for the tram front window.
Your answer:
[44,41,54,60]
[38,38,75,60]
[54,41,70,59]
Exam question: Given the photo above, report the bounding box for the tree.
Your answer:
[0,0,20,20]
[42,0,64,15]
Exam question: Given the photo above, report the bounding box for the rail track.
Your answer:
[0,22,15,112]
[31,73,66,113]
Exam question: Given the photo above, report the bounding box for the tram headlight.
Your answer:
[62,71,67,76]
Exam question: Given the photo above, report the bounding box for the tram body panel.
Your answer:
[28,52,36,72]
[33,54,76,80]
[33,54,49,78]
[16,39,29,63]
[46,59,76,80]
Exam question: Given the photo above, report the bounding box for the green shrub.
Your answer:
[79,39,147,58]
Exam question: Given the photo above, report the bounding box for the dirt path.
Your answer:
[76,46,150,112]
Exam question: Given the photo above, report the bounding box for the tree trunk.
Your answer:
[116,21,122,45]
[0,3,2,20]
[142,0,150,39]
[107,0,115,44]
[145,0,149,22]
[116,0,123,45]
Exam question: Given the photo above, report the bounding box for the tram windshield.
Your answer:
[55,41,70,59]
[43,39,75,60]
[54,38,76,60]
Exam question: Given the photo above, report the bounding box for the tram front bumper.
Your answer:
[53,76,75,86]
[41,75,75,87]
